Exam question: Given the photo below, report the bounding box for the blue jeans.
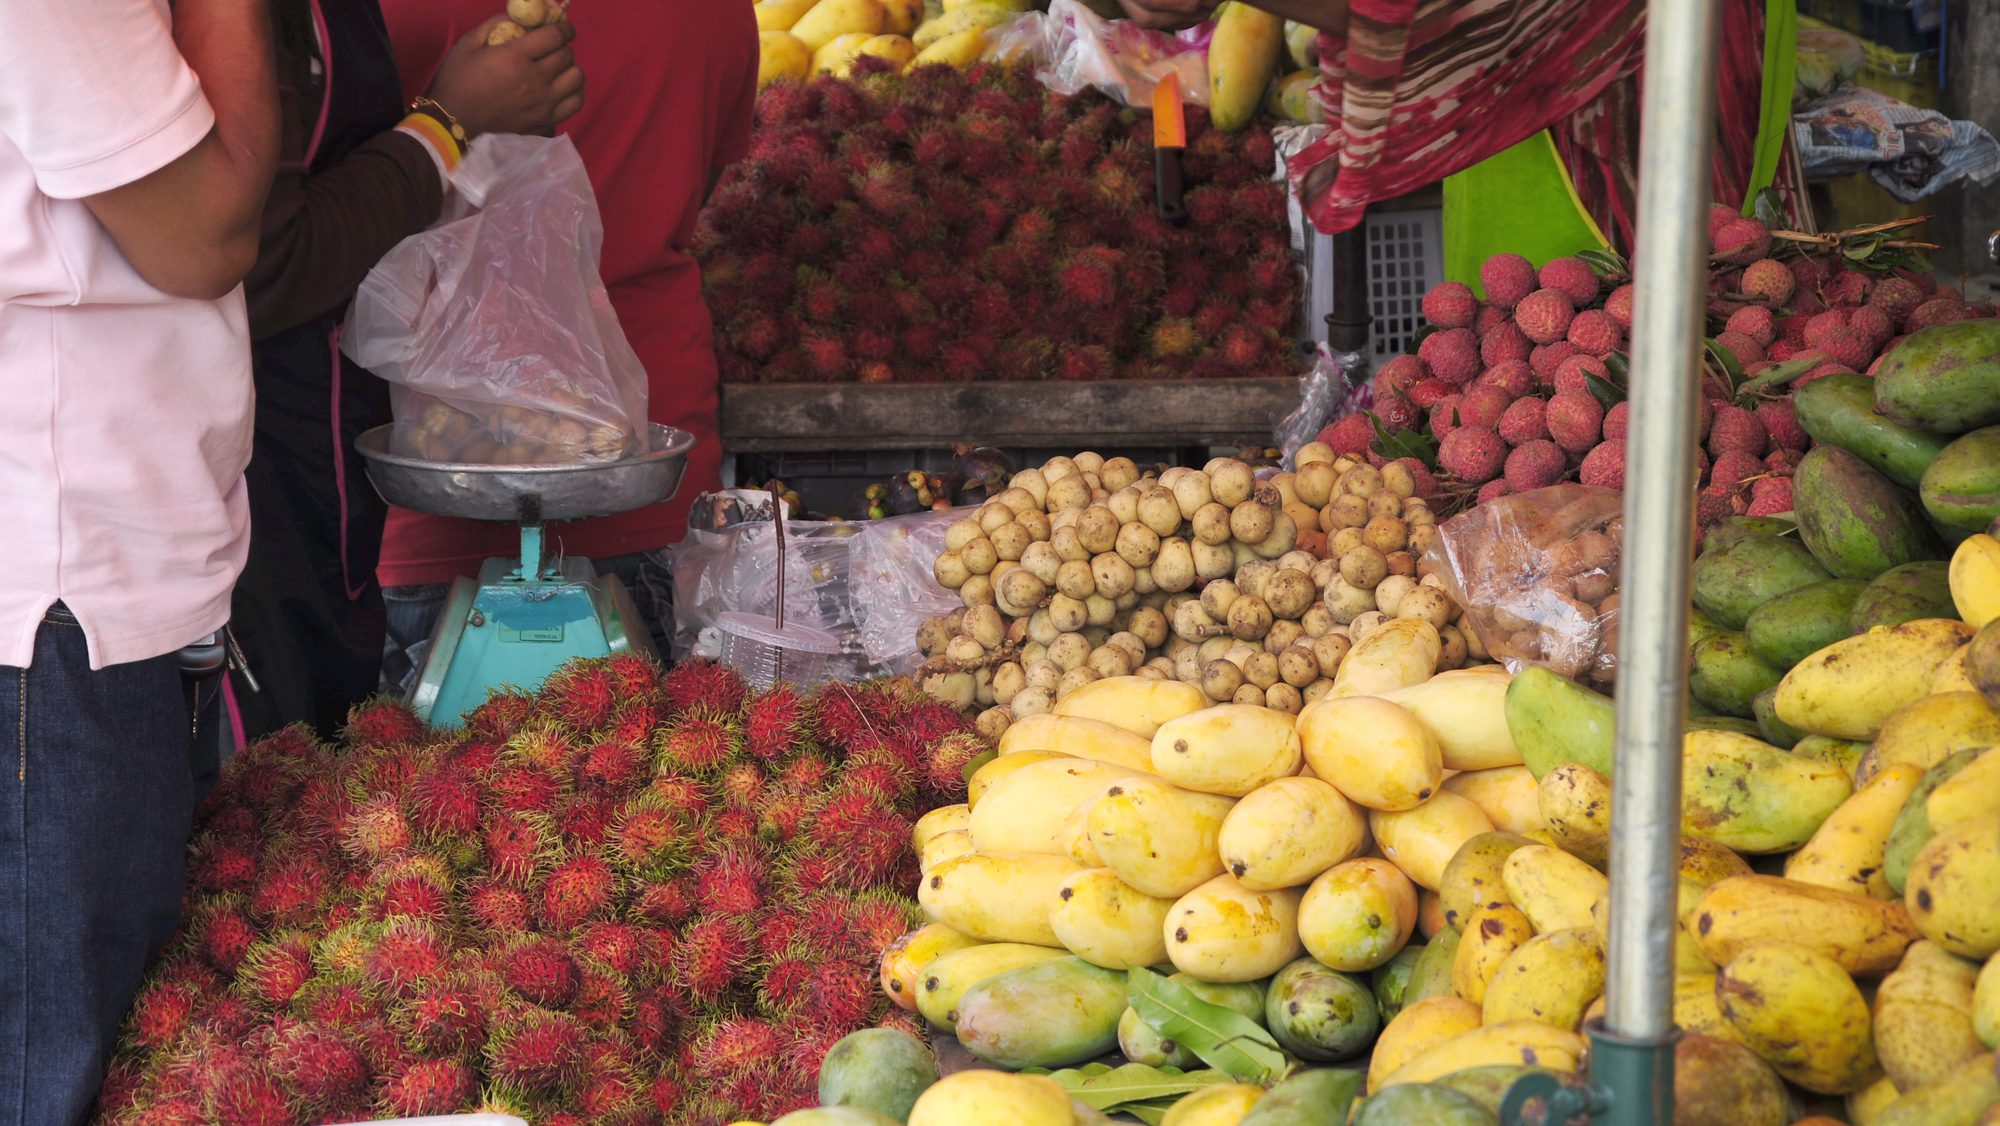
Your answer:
[0,606,217,1126]
[380,548,675,696]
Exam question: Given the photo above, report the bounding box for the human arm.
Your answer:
[85,0,281,300]
[1115,0,1348,34]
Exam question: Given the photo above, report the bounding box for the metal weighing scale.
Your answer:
[356,423,695,727]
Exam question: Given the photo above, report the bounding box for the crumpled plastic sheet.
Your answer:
[989,0,1212,109]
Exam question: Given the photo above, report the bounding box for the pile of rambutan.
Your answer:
[1315,208,1996,534]
[97,659,974,1126]
[697,59,1303,384]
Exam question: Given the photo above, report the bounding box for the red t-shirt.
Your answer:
[374,0,755,586]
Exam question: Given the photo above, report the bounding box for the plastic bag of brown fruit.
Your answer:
[1421,484,1623,687]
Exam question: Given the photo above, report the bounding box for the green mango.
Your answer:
[1688,606,1728,653]
[1690,632,1787,718]
[1404,929,1461,1007]
[1264,958,1379,1062]
[1431,1066,1564,1117]
[1793,445,1942,580]
[1702,516,1798,557]
[1745,578,1870,668]
[953,956,1127,1069]
[1371,944,1426,1020]
[816,1028,938,1121]
[1672,1033,1790,1126]
[1791,735,1870,781]
[1794,372,1950,488]
[1873,319,2000,435]
[1693,534,1830,628]
[1504,666,1616,778]
[1873,1049,2000,1126]
[1851,561,1957,633]
[1751,687,1806,749]
[1682,729,1854,854]
[1883,746,1984,896]
[1240,1068,1365,1126]
[1921,425,2000,536]
[1352,1084,1498,1126]
[1688,715,1763,737]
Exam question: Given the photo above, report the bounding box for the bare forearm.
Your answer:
[177,0,280,204]
[1244,0,1347,34]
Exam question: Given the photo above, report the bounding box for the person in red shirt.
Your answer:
[376,0,756,683]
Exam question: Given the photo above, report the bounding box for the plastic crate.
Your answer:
[1799,0,1942,55]
[1365,208,1445,364]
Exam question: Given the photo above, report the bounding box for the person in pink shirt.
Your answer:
[0,1,277,1120]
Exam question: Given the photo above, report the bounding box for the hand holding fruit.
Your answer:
[427,13,583,139]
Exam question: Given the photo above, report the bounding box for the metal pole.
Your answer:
[1325,224,1371,354]
[1595,0,1722,1120]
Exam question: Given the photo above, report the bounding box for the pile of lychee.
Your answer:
[914,447,1486,737]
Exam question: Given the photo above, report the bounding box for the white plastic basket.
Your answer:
[716,610,843,689]
[1364,208,1445,363]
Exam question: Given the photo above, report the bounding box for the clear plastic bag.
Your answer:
[1019,0,1213,109]
[1422,484,1625,686]
[1278,343,1364,466]
[343,135,648,465]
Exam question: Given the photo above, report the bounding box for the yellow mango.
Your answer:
[1675,972,1742,1044]
[811,31,872,74]
[1377,1021,1587,1087]
[968,749,1069,809]
[1297,857,1418,972]
[1775,618,1976,739]
[1906,816,2000,959]
[1367,996,1484,1091]
[1873,692,2000,772]
[1482,928,1605,1029]
[909,25,989,68]
[1692,875,1921,975]
[1929,746,2000,834]
[1787,762,1925,898]
[1283,18,1318,68]
[914,943,1067,1031]
[1440,766,1541,835]
[969,757,1133,856]
[1331,618,1441,697]
[754,0,820,31]
[877,0,924,34]
[920,853,1083,946]
[1418,889,1448,939]
[1717,942,1878,1094]
[1049,868,1173,971]
[912,803,969,853]
[1874,940,1987,1092]
[1683,728,1855,854]
[908,1069,1074,1126]
[1438,831,1533,930]
[1000,713,1157,774]
[1296,695,1443,812]
[1976,951,2000,1049]
[1382,668,1522,771]
[1217,776,1367,891]
[1536,763,1612,865]
[1263,69,1323,125]
[1873,1050,2000,1126]
[1150,704,1302,797]
[758,31,812,86]
[943,0,1030,8]
[1087,775,1235,898]
[1450,900,1532,1006]
[1848,1075,1904,1126]
[881,922,980,1011]
[1501,845,1607,933]
[1950,534,2000,629]
[1934,644,1979,694]
[1207,2,1284,134]
[1061,799,1104,868]
[1163,874,1304,983]
[791,0,887,52]
[1052,675,1207,738]
[850,33,916,72]
[1371,792,1496,891]
[919,828,974,872]
[1160,1083,1265,1126]
[1680,837,1755,888]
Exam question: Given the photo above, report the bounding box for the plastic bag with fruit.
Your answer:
[1422,484,1624,686]
[343,134,648,465]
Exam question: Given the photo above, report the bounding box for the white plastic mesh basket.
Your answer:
[1365,208,1445,363]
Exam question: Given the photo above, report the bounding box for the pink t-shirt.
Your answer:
[0,0,255,669]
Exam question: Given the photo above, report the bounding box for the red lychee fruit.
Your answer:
[1604,284,1635,329]
[1710,451,1765,487]
[1824,270,1871,306]
[1407,378,1457,409]
[1514,289,1576,345]
[1374,354,1426,396]
[1850,305,1895,349]
[1480,253,1538,308]
[1602,401,1630,441]
[1714,330,1765,368]
[1530,341,1580,384]
[1476,479,1513,504]
[1538,257,1601,307]
[1422,281,1479,328]
[1905,298,1971,332]
[1566,309,1622,354]
[1713,217,1772,264]
[1748,476,1794,516]
[1498,396,1550,445]
[1868,275,1925,323]
[1707,203,1739,242]
[1475,304,1511,335]
[1428,396,1463,442]
[1480,322,1532,367]
[1389,457,1441,499]
[1708,403,1769,460]
[1546,393,1606,454]
[1375,392,1422,431]
[1725,305,1777,347]
[1457,383,1515,429]
[1803,311,1872,369]
[1417,327,1480,385]
[1739,259,1795,304]
[1755,399,1807,452]
[1504,440,1568,492]
[1320,413,1374,456]
[1793,359,1855,388]
[1552,353,1610,398]
[1477,359,1536,398]
[1579,440,1626,489]
[1437,426,1507,484]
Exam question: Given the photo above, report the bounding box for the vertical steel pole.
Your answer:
[1595,0,1723,1121]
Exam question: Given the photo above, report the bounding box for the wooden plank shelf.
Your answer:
[719,379,1304,453]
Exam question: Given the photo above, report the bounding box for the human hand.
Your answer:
[424,15,584,139]
[1115,0,1221,31]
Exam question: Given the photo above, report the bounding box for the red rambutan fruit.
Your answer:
[238,934,317,1009]
[381,1059,476,1118]
[1055,247,1121,309]
[363,919,446,999]
[538,661,623,733]
[130,979,200,1050]
[542,853,618,934]
[466,879,535,938]
[672,916,754,998]
[267,1022,368,1112]
[654,713,743,775]
[483,812,551,887]
[340,795,413,863]
[578,737,646,794]
[695,846,767,918]
[660,661,749,718]
[192,900,259,975]
[343,697,426,751]
[557,794,617,848]
[407,767,483,840]
[372,869,451,925]
[499,935,579,1008]
[192,835,260,895]
[488,762,565,817]
[208,1066,292,1126]
[485,1007,587,1090]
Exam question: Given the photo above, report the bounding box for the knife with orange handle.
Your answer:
[1153,73,1188,225]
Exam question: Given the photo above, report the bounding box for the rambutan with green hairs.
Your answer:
[369,865,451,925]
[483,811,553,887]
[380,1058,476,1118]
[237,933,317,1010]
[394,978,487,1059]
[191,833,260,895]
[541,853,617,934]
[671,915,753,998]
[611,801,690,881]
[340,795,413,864]
[128,979,201,1051]
[694,845,766,919]
[292,974,375,1030]
[343,697,427,751]
[465,690,536,743]
[465,879,534,939]
[207,1063,293,1126]
[267,1021,369,1114]
[497,935,579,1008]
[190,897,259,975]
[407,766,483,840]
[653,712,743,775]
[537,661,624,733]
[570,961,632,1032]
[484,1006,587,1090]
[363,918,447,999]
